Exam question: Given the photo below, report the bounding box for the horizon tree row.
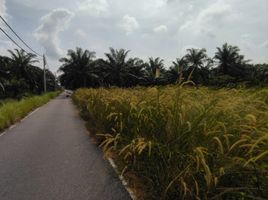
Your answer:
[0,49,57,99]
[58,43,268,89]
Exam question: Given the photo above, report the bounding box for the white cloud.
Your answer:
[0,0,9,48]
[0,0,268,67]
[120,15,139,35]
[34,8,74,59]
[198,1,231,23]
[75,29,87,38]
[0,0,7,19]
[77,0,109,16]
[180,0,232,38]
[260,40,268,48]
[181,44,202,52]
[240,34,255,49]
[154,25,168,33]
[0,39,12,56]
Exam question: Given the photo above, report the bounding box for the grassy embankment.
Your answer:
[73,85,268,200]
[0,92,59,131]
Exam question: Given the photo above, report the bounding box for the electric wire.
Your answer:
[0,26,28,53]
[0,15,42,56]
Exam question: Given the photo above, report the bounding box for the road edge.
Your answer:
[107,157,137,200]
[0,94,59,138]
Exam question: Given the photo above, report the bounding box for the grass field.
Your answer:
[0,92,59,132]
[73,85,268,200]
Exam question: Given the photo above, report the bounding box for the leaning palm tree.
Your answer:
[214,43,248,77]
[58,47,97,89]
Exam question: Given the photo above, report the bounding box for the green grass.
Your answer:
[73,85,268,200]
[0,92,59,131]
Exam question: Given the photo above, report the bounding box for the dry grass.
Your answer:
[73,85,268,200]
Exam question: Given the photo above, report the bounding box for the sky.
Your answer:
[0,0,268,72]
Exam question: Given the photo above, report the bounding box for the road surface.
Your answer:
[0,93,131,200]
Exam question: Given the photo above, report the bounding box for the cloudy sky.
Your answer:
[0,0,267,71]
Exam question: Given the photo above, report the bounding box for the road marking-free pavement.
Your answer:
[0,93,131,200]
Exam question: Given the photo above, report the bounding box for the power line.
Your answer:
[0,18,48,93]
[0,26,28,53]
[0,15,42,56]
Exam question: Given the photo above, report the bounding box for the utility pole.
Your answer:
[54,72,57,91]
[43,54,47,93]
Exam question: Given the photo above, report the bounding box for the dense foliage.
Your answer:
[59,44,268,89]
[0,49,57,99]
[73,86,268,200]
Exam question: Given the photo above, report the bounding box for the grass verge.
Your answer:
[73,85,268,200]
[0,92,60,132]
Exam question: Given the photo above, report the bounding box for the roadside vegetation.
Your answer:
[0,48,60,131]
[73,86,268,200]
[0,49,57,100]
[0,92,59,131]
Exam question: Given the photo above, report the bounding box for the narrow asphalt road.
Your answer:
[0,93,131,200]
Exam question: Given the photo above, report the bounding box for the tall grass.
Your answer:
[0,92,59,131]
[73,86,268,200]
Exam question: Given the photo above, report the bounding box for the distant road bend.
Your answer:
[0,92,130,200]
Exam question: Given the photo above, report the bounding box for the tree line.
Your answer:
[0,49,56,99]
[58,43,268,89]
[1,43,267,99]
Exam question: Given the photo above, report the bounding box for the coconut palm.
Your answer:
[59,47,97,89]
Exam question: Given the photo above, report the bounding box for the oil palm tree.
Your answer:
[8,49,38,80]
[59,47,97,89]
[101,48,145,87]
[7,49,40,96]
[184,48,210,84]
[146,57,165,78]
[101,48,129,87]
[166,57,188,83]
[184,48,208,69]
[0,56,10,92]
[214,43,248,78]
[124,57,146,87]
